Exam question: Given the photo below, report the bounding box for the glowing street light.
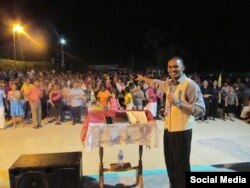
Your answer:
[13,24,24,60]
[60,38,66,68]
[60,38,66,45]
[13,25,24,33]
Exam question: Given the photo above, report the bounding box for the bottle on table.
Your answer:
[118,149,124,168]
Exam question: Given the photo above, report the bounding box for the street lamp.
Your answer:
[13,24,24,60]
[60,38,66,69]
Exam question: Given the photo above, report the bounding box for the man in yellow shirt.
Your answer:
[21,78,34,124]
[136,57,205,188]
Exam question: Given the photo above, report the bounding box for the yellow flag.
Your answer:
[218,73,222,88]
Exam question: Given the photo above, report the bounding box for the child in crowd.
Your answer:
[109,91,121,111]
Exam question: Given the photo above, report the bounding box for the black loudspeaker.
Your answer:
[9,151,82,188]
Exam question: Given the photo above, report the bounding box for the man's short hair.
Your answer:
[169,56,184,66]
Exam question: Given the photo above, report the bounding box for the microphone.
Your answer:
[167,82,174,109]
[178,90,182,108]
[178,90,182,101]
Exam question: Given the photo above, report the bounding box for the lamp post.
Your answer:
[13,24,24,60]
[60,38,66,69]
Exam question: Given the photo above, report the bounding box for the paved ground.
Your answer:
[0,117,250,188]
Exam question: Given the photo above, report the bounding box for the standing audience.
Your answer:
[0,81,6,130]
[124,86,134,110]
[29,80,43,128]
[200,80,212,123]
[21,78,33,124]
[1,68,249,130]
[225,87,238,121]
[7,83,24,128]
[97,84,111,109]
[49,83,64,124]
[70,81,84,125]
[210,80,221,120]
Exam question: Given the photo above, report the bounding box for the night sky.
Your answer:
[1,0,250,72]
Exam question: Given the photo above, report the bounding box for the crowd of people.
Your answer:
[0,67,250,130]
[0,68,165,130]
[196,75,250,123]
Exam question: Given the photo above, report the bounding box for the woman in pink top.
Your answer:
[145,83,157,117]
[109,92,121,110]
[49,83,64,124]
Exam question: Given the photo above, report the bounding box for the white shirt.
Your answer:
[70,88,83,107]
[0,89,6,107]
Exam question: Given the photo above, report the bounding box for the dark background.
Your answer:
[0,0,250,72]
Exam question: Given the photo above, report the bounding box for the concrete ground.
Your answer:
[0,117,250,188]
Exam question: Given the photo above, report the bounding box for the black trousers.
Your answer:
[164,129,192,188]
[71,106,82,124]
[52,101,64,121]
[203,98,210,120]
[23,100,31,120]
[210,99,218,119]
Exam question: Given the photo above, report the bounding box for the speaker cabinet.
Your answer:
[9,151,82,188]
